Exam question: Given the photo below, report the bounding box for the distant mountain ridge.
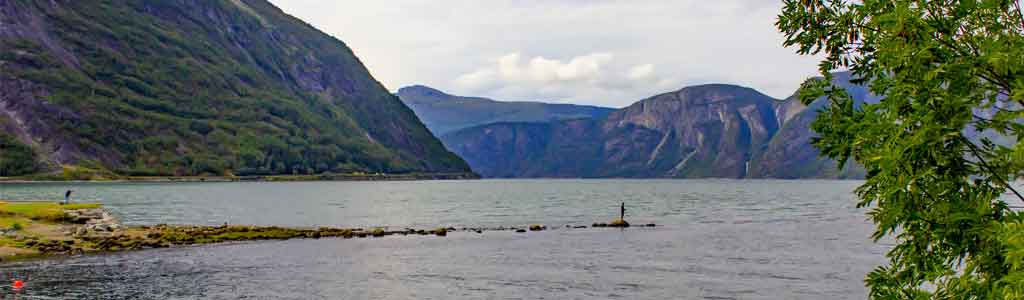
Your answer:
[397,85,614,135]
[439,74,870,179]
[0,0,470,177]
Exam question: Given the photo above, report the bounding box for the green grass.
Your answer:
[0,217,25,228]
[0,202,102,223]
[0,201,103,256]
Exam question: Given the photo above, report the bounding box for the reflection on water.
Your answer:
[0,179,885,299]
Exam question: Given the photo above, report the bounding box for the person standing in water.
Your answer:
[620,202,625,220]
[63,190,72,205]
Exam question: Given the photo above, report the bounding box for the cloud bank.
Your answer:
[268,0,821,107]
[453,53,678,104]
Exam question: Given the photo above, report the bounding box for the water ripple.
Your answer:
[0,179,884,299]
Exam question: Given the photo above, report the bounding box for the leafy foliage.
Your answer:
[778,0,1024,298]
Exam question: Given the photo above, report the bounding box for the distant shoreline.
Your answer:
[0,172,481,183]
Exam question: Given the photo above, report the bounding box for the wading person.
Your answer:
[620,202,625,220]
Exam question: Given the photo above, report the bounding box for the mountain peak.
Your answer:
[677,83,753,91]
[397,85,450,99]
[398,87,614,135]
[673,84,772,100]
[624,83,776,110]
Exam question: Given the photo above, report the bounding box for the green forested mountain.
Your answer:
[0,0,470,177]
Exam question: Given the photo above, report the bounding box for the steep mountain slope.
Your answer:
[443,84,782,178]
[749,72,873,178]
[397,85,614,135]
[0,0,470,176]
[443,74,873,179]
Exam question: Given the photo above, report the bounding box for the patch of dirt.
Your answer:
[0,246,37,257]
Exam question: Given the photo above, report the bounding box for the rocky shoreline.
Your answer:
[66,208,122,233]
[0,204,655,262]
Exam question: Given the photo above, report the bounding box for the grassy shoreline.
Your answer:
[0,201,652,263]
[0,201,461,262]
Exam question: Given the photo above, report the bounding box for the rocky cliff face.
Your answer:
[397,85,614,135]
[0,0,470,176]
[443,74,872,179]
[604,84,779,178]
[748,73,874,178]
[445,84,787,178]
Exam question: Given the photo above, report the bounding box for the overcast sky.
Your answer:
[268,0,821,108]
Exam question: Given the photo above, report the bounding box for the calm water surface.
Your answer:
[0,179,886,299]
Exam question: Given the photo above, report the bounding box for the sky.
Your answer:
[267,0,822,108]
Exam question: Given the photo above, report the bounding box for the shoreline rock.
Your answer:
[608,219,630,228]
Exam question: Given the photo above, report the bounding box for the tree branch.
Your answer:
[1015,0,1024,34]
[962,137,1024,203]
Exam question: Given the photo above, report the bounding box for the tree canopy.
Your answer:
[0,133,37,177]
[778,0,1024,298]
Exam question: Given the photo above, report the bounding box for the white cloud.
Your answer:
[454,53,672,106]
[267,0,821,107]
[627,64,655,80]
[480,52,615,84]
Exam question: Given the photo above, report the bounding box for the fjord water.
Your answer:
[0,180,884,299]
